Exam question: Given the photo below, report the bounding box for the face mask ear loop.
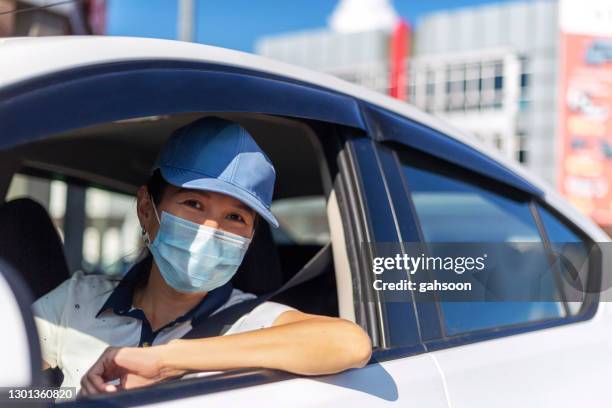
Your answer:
[150,193,161,226]
[142,193,160,248]
[244,225,255,246]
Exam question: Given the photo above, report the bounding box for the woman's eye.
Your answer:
[227,213,245,223]
[183,200,202,209]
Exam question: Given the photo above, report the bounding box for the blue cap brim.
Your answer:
[159,166,280,228]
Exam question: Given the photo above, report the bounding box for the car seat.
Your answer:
[232,219,337,316]
[0,198,70,299]
[231,220,284,295]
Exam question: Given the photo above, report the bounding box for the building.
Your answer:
[412,1,558,186]
[256,0,558,185]
[257,28,392,93]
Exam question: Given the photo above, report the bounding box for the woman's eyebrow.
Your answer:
[176,188,210,197]
[231,202,255,216]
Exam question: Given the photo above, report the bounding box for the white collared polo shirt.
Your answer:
[31,256,294,394]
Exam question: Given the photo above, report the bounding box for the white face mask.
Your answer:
[146,205,251,293]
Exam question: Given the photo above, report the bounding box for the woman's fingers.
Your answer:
[80,374,98,396]
[80,346,163,395]
[80,373,118,396]
[105,383,119,392]
[89,368,113,393]
[80,347,122,396]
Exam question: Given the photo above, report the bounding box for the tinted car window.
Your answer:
[538,206,583,243]
[537,205,591,314]
[399,152,564,335]
[403,163,541,243]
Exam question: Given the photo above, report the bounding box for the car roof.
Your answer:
[0,36,517,174]
[0,36,458,136]
[0,36,607,241]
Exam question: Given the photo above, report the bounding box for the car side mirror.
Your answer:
[0,259,43,389]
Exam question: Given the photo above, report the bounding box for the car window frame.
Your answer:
[14,119,391,407]
[342,134,424,354]
[397,153,570,336]
[375,140,600,353]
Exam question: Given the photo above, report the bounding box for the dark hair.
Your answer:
[144,169,260,229]
[146,169,169,205]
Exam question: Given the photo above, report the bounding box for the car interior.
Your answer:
[0,112,353,388]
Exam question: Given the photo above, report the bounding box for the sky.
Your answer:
[107,0,516,52]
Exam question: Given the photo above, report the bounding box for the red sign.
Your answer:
[558,34,612,226]
[389,19,410,100]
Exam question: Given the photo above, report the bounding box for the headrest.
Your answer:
[231,219,283,295]
[0,198,70,299]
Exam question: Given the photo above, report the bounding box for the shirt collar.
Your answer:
[96,254,233,324]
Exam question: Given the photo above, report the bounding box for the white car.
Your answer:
[0,36,610,407]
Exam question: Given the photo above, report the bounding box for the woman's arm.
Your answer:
[80,312,372,395]
[162,311,372,375]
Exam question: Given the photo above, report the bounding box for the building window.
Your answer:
[494,61,504,90]
[494,133,504,150]
[494,75,504,90]
[448,64,466,112]
[519,56,531,111]
[425,69,435,95]
[407,66,417,103]
[465,63,481,110]
[414,57,510,114]
[425,69,436,112]
[517,131,528,164]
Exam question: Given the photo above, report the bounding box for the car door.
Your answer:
[51,127,449,408]
[77,130,448,408]
[0,260,50,407]
[0,51,449,406]
[371,110,612,407]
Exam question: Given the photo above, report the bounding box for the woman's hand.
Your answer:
[79,346,185,396]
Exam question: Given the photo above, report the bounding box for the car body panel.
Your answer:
[0,271,33,387]
[431,314,612,407]
[133,355,448,408]
[0,61,366,148]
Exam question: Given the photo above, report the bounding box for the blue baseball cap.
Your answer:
[153,117,279,228]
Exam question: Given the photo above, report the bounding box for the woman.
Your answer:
[32,117,372,396]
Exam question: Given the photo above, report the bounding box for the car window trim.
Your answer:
[372,142,443,345]
[335,135,385,346]
[343,135,430,349]
[532,200,601,315]
[0,60,365,152]
[529,200,572,316]
[382,143,600,355]
[63,368,296,407]
[361,103,543,197]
